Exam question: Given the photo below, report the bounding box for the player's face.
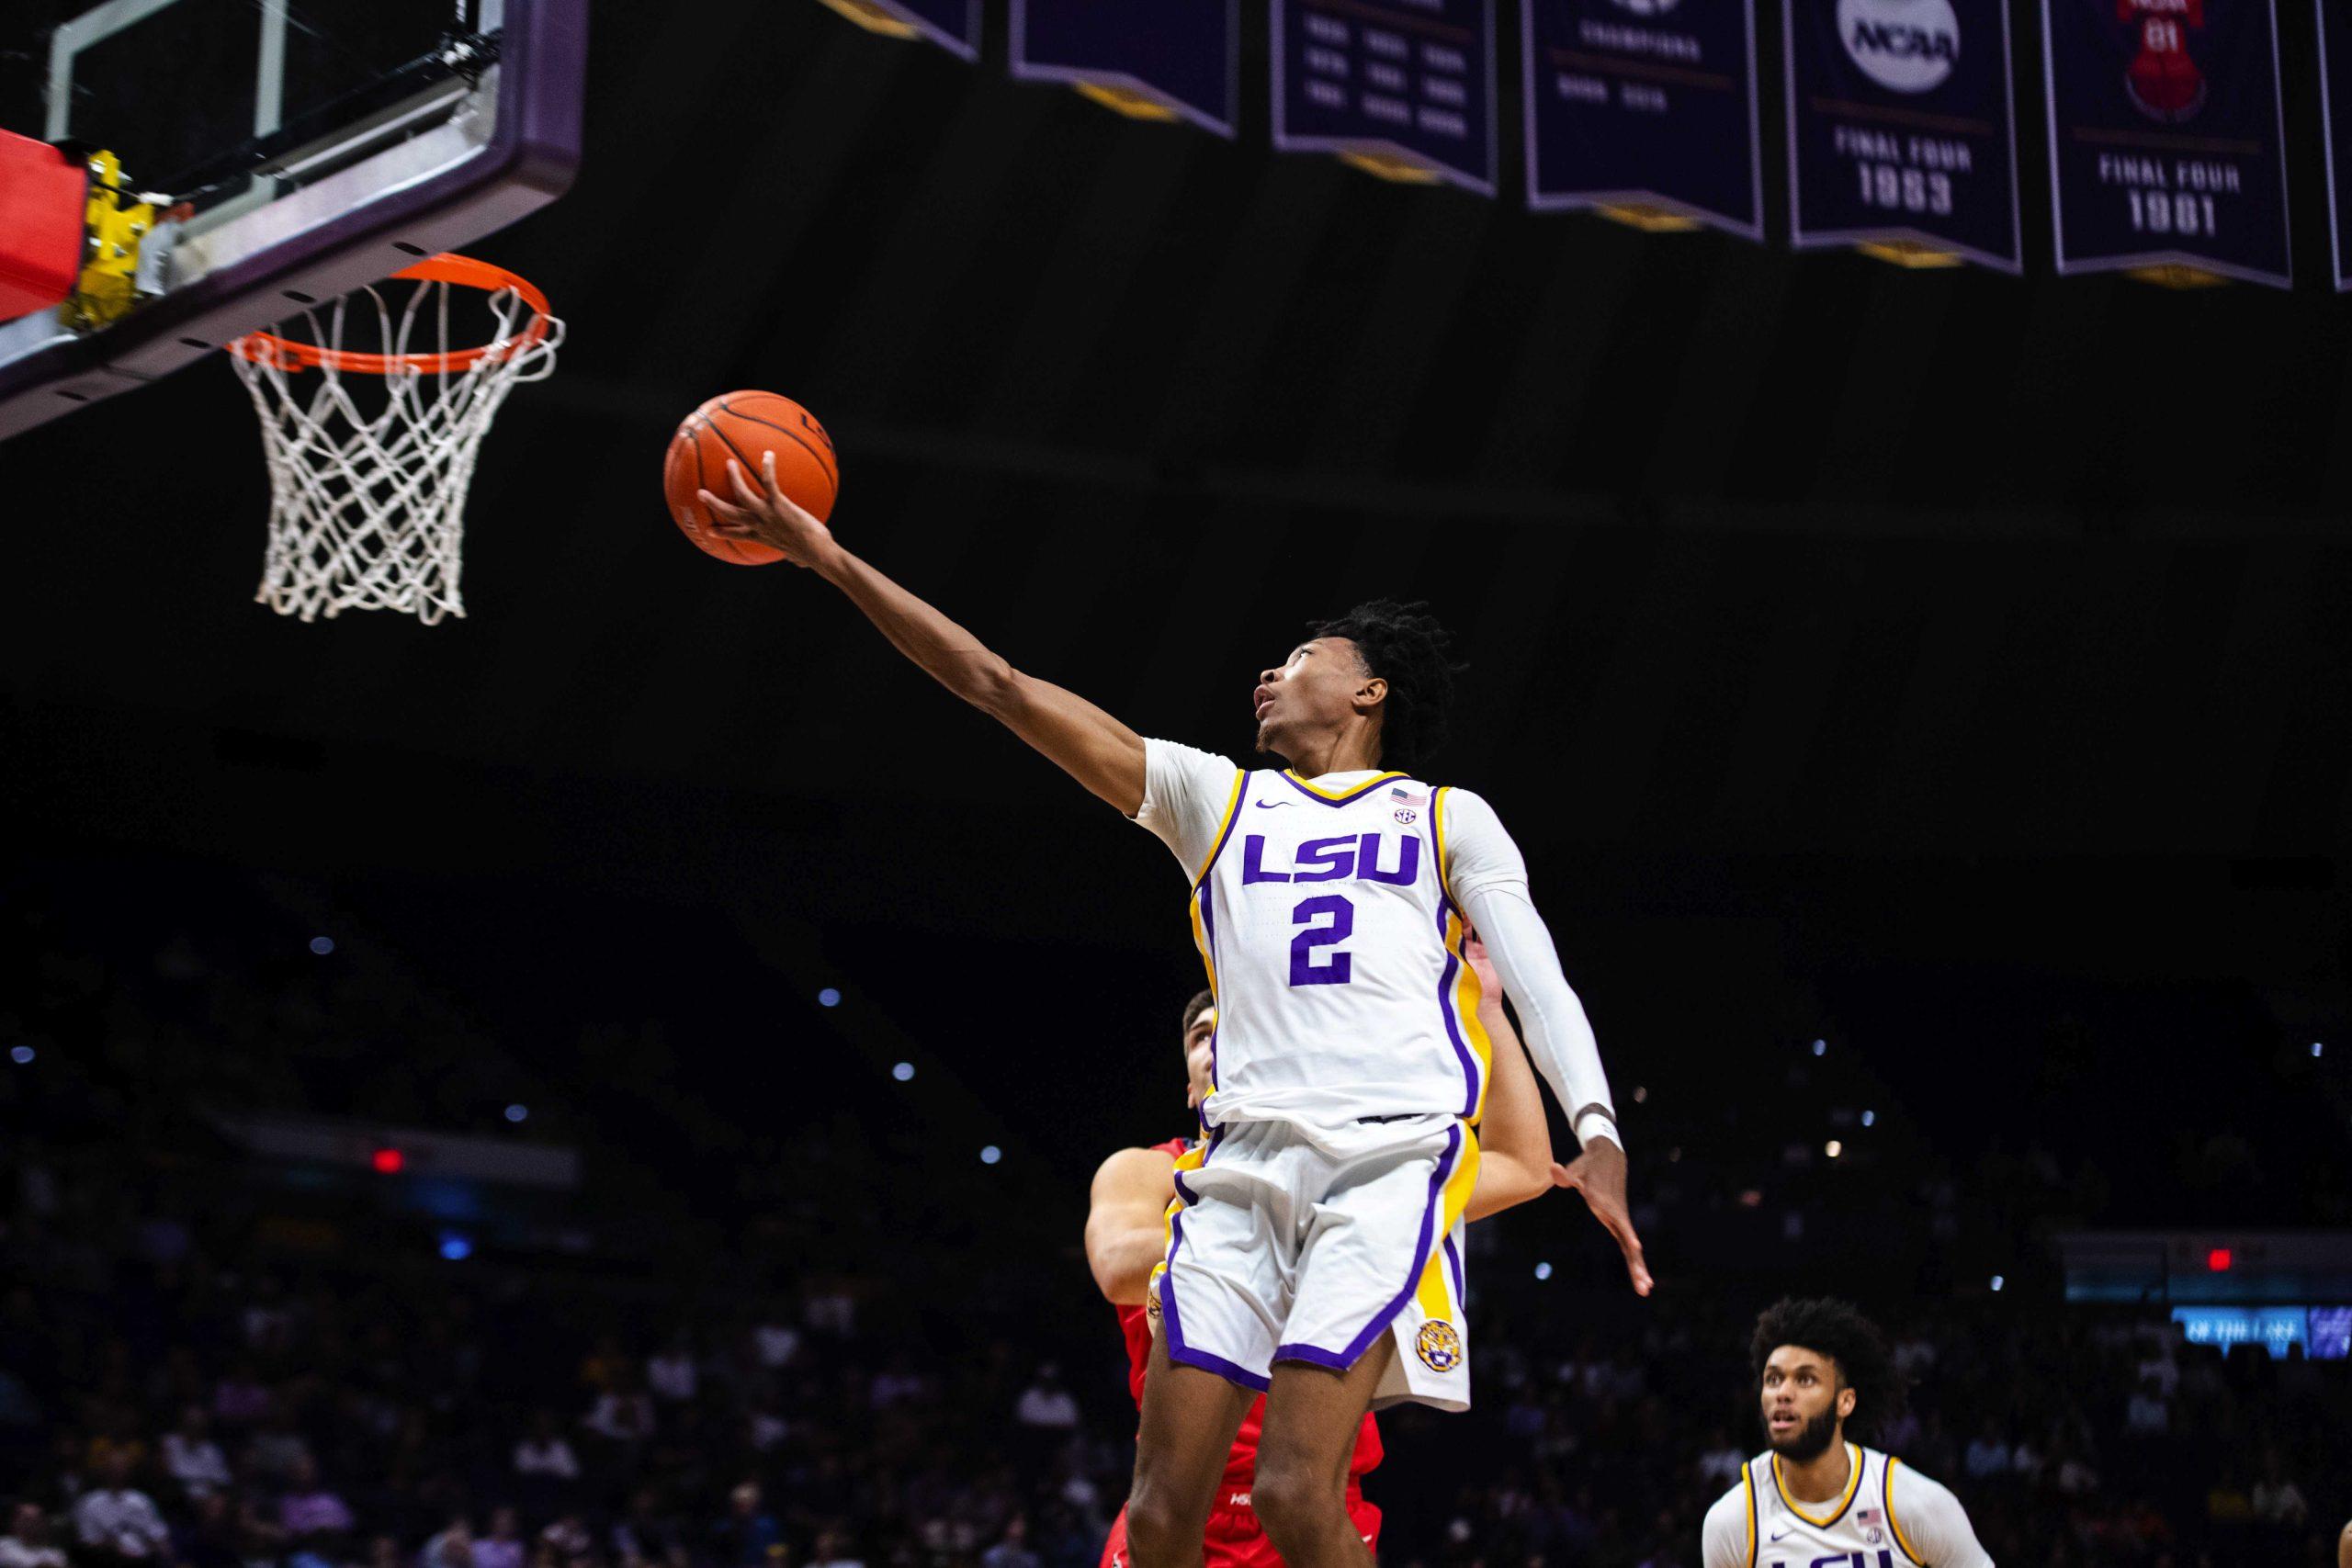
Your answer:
[1182,1007,1217,1109]
[1759,1344,1854,1461]
[1253,637,1379,761]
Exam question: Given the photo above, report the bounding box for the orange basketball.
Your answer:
[662,390,840,566]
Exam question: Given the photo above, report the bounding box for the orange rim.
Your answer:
[228,254,553,375]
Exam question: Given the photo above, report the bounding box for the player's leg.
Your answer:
[1124,1334,1255,1568]
[1250,1342,1395,1568]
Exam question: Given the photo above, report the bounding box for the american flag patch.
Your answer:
[1390,785,1411,800]
[1858,1509,1883,1528]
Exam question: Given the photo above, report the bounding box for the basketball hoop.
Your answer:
[228,254,562,624]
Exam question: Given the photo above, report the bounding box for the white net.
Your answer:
[231,265,562,624]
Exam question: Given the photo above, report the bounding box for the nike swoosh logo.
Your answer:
[1252,800,1294,808]
[1769,1529,1794,1542]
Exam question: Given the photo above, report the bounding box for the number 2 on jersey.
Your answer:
[1290,895,1354,986]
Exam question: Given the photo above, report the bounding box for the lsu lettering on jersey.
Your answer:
[1164,756,1493,1134]
[1702,1446,1995,1568]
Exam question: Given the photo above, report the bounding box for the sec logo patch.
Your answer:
[1415,1320,1463,1372]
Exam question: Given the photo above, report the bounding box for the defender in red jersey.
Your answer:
[1086,936,1559,1568]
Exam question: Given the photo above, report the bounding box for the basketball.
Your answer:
[662,390,840,566]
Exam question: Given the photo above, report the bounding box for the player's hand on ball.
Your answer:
[1552,1140,1653,1297]
[699,451,836,567]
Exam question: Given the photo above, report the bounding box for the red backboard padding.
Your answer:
[0,132,87,323]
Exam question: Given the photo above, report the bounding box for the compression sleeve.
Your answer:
[1442,787,1621,1151]
[1887,1461,1995,1568]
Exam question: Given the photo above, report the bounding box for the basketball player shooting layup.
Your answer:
[698,456,1646,1568]
[1703,1299,1993,1568]
[1087,938,1562,1568]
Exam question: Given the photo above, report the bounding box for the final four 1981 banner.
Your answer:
[1275,0,1498,194]
[1785,0,2020,267]
[1522,0,1763,234]
[1012,0,1239,134]
[2041,0,2290,285]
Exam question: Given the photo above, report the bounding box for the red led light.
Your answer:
[2206,1247,2232,1272]
[371,1147,405,1175]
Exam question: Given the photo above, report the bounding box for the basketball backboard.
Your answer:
[0,0,584,440]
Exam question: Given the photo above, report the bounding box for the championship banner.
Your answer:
[2040,0,2290,285]
[2323,0,2352,288]
[816,0,980,60]
[1273,0,1498,194]
[1521,0,1763,235]
[1784,0,2021,268]
[1012,0,1239,133]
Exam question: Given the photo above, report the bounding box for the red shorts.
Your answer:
[1100,1494,1382,1568]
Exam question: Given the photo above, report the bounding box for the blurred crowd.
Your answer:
[4,869,2348,1568]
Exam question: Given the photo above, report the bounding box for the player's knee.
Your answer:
[1250,1460,1346,1551]
[1119,1485,1198,1566]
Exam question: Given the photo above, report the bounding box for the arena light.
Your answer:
[371,1146,405,1174]
[2315,1043,2326,1059]
[309,935,335,955]
[892,1062,915,1082]
[979,1145,1002,1166]
[7,1045,31,1066]
[438,1233,472,1261]
[2207,1247,2233,1273]
[818,987,842,1008]
[1990,1275,2005,1292]
[1825,1140,1843,1158]
[1533,1261,1554,1281]
[503,1103,528,1123]
[1810,1039,1826,1057]
[1860,1110,1876,1127]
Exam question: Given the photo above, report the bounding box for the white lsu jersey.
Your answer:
[1143,747,1494,1136]
[1702,1445,1995,1568]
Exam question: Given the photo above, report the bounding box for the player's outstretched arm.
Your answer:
[1083,1146,1180,1305]
[1462,931,1555,1223]
[700,454,1147,814]
[1442,788,1651,1296]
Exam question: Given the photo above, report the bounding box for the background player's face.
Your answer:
[1182,1007,1216,1109]
[1253,637,1385,762]
[1759,1344,1855,1461]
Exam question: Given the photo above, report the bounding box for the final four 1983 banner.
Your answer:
[2041,0,2290,285]
[1785,0,2021,267]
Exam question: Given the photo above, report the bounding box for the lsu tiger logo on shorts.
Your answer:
[1415,1320,1463,1372]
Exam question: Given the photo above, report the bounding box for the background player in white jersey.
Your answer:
[699,460,1647,1568]
[1702,1299,1994,1568]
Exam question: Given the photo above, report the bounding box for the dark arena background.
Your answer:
[5,3,2352,1567]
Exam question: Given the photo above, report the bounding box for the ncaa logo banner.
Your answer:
[2040,0,2291,285]
[1012,0,1240,136]
[825,0,980,59]
[1784,0,2022,268]
[1273,0,1499,194]
[2322,0,2352,288]
[1521,0,1764,236]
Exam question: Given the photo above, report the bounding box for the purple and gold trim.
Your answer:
[1276,770,1412,807]
[1272,1122,1472,1371]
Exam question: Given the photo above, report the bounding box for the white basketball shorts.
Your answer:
[1150,1112,1477,1413]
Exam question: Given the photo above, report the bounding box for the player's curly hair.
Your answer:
[1306,600,1464,772]
[1749,1297,1906,1434]
[1181,989,1215,1034]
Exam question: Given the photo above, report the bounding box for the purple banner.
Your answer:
[834,0,980,59]
[2324,0,2352,287]
[1785,0,2022,268]
[2041,0,2291,286]
[1521,0,1763,235]
[1273,0,1499,195]
[1011,0,1239,134]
